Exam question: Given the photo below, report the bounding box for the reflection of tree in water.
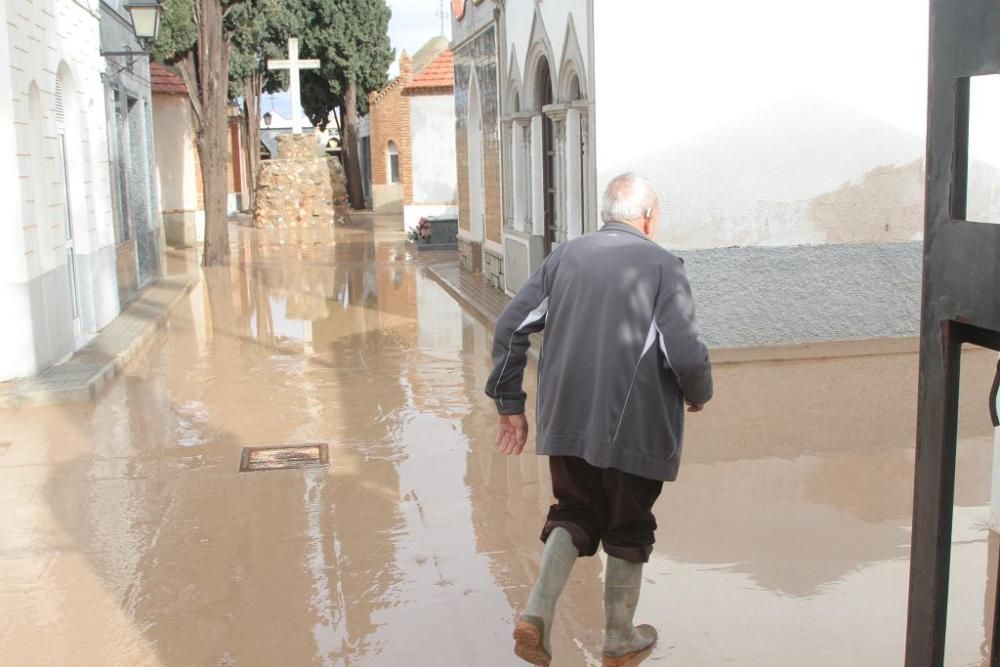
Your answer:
[304,235,413,660]
[202,225,414,661]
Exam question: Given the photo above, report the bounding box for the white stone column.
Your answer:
[564,108,582,240]
[530,114,544,237]
[500,118,513,229]
[512,118,527,232]
[544,105,568,245]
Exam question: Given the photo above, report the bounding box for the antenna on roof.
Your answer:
[435,0,446,36]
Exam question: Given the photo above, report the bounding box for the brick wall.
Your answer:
[459,238,482,273]
[369,73,413,205]
[483,140,502,244]
[456,130,469,231]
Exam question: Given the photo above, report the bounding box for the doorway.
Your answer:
[55,76,82,343]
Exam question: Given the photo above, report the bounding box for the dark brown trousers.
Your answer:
[541,456,664,563]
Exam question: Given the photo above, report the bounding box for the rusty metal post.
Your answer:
[905,1,1000,664]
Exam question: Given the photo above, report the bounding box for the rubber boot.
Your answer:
[602,555,658,666]
[513,527,578,666]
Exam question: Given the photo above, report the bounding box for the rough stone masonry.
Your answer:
[253,134,349,229]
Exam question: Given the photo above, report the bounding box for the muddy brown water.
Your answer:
[0,217,996,666]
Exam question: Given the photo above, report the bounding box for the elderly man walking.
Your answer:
[485,173,713,666]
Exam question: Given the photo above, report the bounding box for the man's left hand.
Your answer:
[495,414,529,455]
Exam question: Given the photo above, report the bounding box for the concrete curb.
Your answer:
[423,262,544,363]
[0,271,201,409]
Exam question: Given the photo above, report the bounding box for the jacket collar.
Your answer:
[599,222,655,242]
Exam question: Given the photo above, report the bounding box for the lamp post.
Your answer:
[100,0,163,66]
[125,0,163,48]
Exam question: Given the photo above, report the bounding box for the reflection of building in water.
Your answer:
[669,348,997,597]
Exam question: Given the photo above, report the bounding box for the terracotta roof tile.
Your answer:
[403,50,454,93]
[151,62,188,95]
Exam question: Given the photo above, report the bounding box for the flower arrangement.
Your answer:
[406,217,432,242]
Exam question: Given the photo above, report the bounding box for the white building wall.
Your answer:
[593,0,934,250]
[1,0,119,380]
[404,93,459,231]
[409,94,458,204]
[155,93,204,244]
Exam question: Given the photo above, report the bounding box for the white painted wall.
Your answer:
[153,94,199,211]
[1,0,120,380]
[593,0,934,249]
[153,93,204,240]
[409,94,458,204]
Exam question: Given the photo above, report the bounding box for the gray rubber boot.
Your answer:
[513,527,578,665]
[602,556,658,666]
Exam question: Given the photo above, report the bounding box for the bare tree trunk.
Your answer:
[195,0,232,266]
[342,80,365,210]
[242,72,262,209]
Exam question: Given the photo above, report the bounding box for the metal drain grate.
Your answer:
[239,443,330,472]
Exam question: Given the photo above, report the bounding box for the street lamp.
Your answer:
[101,0,164,61]
[125,0,163,48]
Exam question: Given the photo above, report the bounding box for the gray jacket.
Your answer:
[485,223,713,481]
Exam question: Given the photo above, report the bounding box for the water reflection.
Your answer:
[0,216,996,666]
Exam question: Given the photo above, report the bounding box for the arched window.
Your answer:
[536,58,556,254]
[387,141,400,184]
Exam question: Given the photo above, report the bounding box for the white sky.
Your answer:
[970,75,1000,166]
[386,0,452,77]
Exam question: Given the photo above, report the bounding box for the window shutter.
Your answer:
[54,78,66,134]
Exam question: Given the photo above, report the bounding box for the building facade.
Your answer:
[401,48,458,232]
[0,0,163,381]
[451,0,1000,347]
[101,0,162,302]
[365,36,453,219]
[367,50,413,214]
[451,0,503,281]
[1,0,119,380]
[151,62,204,248]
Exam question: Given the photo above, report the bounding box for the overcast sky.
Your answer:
[263,0,449,118]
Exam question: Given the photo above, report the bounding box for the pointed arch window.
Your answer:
[387,141,400,184]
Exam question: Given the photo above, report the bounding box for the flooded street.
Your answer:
[0,216,997,666]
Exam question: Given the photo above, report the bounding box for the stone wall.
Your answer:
[252,135,348,229]
[458,238,482,273]
[484,249,504,290]
[682,241,922,348]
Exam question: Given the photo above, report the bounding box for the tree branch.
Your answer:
[176,55,205,131]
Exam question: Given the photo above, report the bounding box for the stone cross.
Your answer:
[268,38,320,135]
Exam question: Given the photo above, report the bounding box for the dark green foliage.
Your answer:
[153,0,197,63]
[154,0,297,99]
[298,0,394,128]
[228,0,304,99]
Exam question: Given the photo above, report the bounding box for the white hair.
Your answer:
[600,173,659,224]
